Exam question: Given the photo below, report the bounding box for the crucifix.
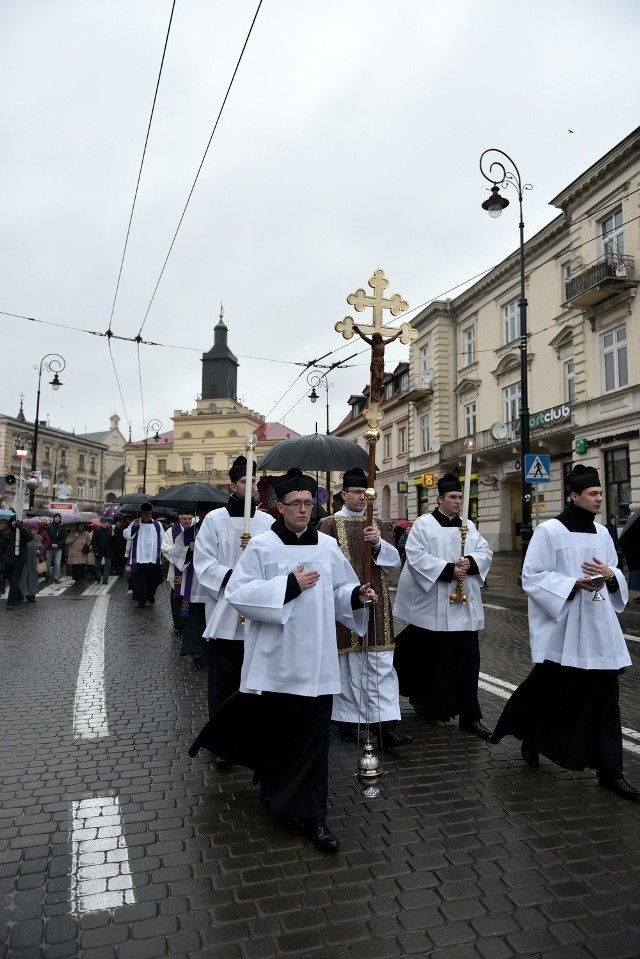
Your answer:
[335,268,417,583]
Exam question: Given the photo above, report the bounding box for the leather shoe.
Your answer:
[521,741,539,768]
[378,728,414,749]
[216,759,232,774]
[303,820,339,852]
[460,719,492,739]
[337,723,360,744]
[598,776,640,800]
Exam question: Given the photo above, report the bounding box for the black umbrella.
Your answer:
[256,433,371,473]
[618,510,640,569]
[26,508,57,518]
[119,503,177,520]
[113,492,151,505]
[152,482,227,513]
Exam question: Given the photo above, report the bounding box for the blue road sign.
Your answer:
[524,453,551,483]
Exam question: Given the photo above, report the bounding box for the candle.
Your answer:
[461,436,475,525]
[243,446,255,537]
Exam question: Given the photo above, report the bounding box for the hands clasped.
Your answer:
[453,556,470,582]
[576,557,613,592]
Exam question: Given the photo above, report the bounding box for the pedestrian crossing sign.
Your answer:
[524,453,551,483]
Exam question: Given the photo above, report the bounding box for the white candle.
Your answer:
[243,446,254,536]
[461,451,472,526]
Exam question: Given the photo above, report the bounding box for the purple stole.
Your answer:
[179,525,197,618]
[130,520,162,572]
[171,522,183,597]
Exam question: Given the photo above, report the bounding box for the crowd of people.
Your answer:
[2,460,638,852]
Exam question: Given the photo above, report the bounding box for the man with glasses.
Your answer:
[319,467,412,751]
[190,468,377,852]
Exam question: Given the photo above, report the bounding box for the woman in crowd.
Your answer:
[65,522,92,584]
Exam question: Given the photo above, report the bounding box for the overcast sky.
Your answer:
[2,0,639,445]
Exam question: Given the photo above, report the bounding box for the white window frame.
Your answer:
[420,345,430,373]
[88,483,96,501]
[601,208,624,258]
[503,382,521,424]
[420,415,430,454]
[398,427,407,454]
[77,481,85,499]
[157,458,166,474]
[204,456,214,471]
[463,401,477,436]
[462,326,476,366]
[602,325,628,392]
[384,433,392,459]
[384,381,394,401]
[564,359,575,403]
[503,299,519,344]
[182,457,192,472]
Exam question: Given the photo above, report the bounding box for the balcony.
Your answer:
[386,374,433,405]
[165,469,229,481]
[438,407,574,464]
[564,254,637,309]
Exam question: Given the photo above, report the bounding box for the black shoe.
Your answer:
[284,816,304,832]
[216,759,232,774]
[303,820,339,853]
[378,728,414,749]
[460,719,492,739]
[598,776,640,800]
[337,722,360,743]
[521,741,539,768]
[149,596,155,605]
[137,601,146,608]
[192,655,205,670]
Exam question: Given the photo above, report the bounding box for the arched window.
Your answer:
[204,430,214,439]
[156,486,166,494]
[381,485,391,519]
[181,431,192,439]
[106,492,116,503]
[227,429,238,437]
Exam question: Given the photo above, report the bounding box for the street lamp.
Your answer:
[29,353,66,509]
[479,149,533,566]
[13,432,31,518]
[142,419,162,494]
[307,370,333,501]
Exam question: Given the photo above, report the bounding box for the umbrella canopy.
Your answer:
[0,508,16,521]
[113,492,151,505]
[23,517,51,529]
[59,511,97,525]
[256,433,371,474]
[98,504,123,518]
[618,510,640,568]
[26,508,57,518]
[393,519,412,529]
[152,482,227,512]
[118,503,177,520]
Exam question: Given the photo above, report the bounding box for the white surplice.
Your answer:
[194,507,273,640]
[522,519,630,670]
[393,514,492,631]
[225,529,367,697]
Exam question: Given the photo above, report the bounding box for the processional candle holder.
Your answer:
[450,436,475,605]
[449,525,469,605]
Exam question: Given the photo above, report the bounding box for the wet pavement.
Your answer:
[1,558,640,958]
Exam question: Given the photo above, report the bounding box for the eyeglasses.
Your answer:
[281,500,314,510]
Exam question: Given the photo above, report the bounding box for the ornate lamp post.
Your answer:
[29,353,66,509]
[479,149,533,565]
[14,432,32,518]
[142,419,162,494]
[307,370,332,502]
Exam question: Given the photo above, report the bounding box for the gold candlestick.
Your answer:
[449,525,469,605]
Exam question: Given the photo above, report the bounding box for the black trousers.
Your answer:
[131,563,161,604]
[170,591,184,630]
[207,639,245,719]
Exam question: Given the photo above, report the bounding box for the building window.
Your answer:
[398,427,407,454]
[157,458,166,473]
[60,449,67,467]
[400,372,409,393]
[78,453,85,471]
[384,433,392,458]
[602,208,624,258]
[464,401,477,436]
[90,456,96,473]
[604,447,631,522]
[227,430,238,437]
[463,327,476,365]
[564,359,575,403]
[204,431,214,439]
[182,457,191,472]
[384,381,394,401]
[602,325,628,392]
[89,483,96,501]
[420,415,430,454]
[137,459,144,474]
[420,345,430,373]
[44,446,51,464]
[77,481,85,499]
[204,456,214,471]
[181,432,192,439]
[503,299,519,344]
[503,382,521,423]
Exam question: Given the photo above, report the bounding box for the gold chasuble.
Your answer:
[319,515,394,654]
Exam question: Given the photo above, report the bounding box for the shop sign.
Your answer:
[502,459,521,475]
[514,403,571,433]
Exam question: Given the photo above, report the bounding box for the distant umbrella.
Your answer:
[98,504,123,518]
[152,482,227,512]
[618,510,640,569]
[113,492,150,505]
[256,433,371,473]
[26,508,57,518]
[0,508,15,521]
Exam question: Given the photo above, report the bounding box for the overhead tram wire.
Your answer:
[135,0,264,340]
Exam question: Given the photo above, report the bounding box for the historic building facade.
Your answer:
[406,127,640,550]
[123,315,299,496]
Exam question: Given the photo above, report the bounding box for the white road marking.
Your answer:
[73,595,110,739]
[38,575,74,596]
[71,796,135,913]
[623,633,640,643]
[483,603,509,611]
[82,578,117,596]
[480,671,640,757]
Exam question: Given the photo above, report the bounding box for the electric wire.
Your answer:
[135,0,264,339]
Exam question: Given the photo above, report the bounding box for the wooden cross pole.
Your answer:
[335,268,417,589]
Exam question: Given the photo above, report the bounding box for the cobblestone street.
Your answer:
[2,559,640,958]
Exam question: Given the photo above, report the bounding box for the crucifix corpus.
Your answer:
[335,268,417,586]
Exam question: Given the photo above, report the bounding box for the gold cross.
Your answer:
[335,268,416,345]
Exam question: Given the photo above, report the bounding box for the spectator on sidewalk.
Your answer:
[45,512,67,583]
[92,518,114,585]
